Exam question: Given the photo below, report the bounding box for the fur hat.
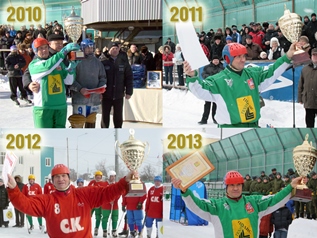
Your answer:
[270,37,280,47]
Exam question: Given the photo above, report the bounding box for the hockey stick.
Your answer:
[139,213,147,238]
[116,209,127,230]
[107,203,114,236]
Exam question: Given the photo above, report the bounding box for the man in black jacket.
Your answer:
[5,45,29,106]
[101,42,133,128]
[13,175,25,227]
[0,178,9,228]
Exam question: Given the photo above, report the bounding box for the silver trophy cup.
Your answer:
[291,134,317,202]
[278,5,310,66]
[64,6,85,60]
[115,129,150,197]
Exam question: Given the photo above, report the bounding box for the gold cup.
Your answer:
[64,6,85,60]
[278,5,311,66]
[115,129,150,197]
[291,134,317,202]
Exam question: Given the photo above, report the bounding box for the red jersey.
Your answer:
[44,182,55,194]
[145,185,163,219]
[88,179,107,187]
[122,193,146,210]
[22,182,42,197]
[7,177,128,238]
[101,181,120,210]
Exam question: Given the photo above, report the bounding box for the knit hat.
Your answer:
[311,13,316,17]
[246,34,253,40]
[226,35,232,41]
[48,34,64,42]
[108,41,119,50]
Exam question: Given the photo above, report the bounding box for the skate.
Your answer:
[128,230,137,238]
[28,225,34,234]
[14,99,20,106]
[112,230,118,237]
[40,225,45,233]
[119,229,129,237]
[94,227,99,236]
[22,97,32,104]
[103,230,107,237]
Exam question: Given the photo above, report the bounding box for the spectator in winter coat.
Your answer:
[172,170,302,238]
[249,22,265,50]
[298,48,317,127]
[306,13,317,48]
[231,27,241,43]
[241,27,251,45]
[307,171,317,219]
[22,33,34,48]
[162,45,174,85]
[13,175,24,227]
[18,43,32,73]
[13,31,23,46]
[127,44,141,65]
[268,37,285,60]
[259,214,273,238]
[174,44,185,86]
[198,55,224,125]
[245,34,264,60]
[271,205,292,238]
[209,34,225,60]
[6,164,135,238]
[5,45,29,106]
[0,178,10,228]
[243,174,252,192]
[154,46,163,70]
[145,176,163,238]
[272,173,284,194]
[140,45,155,71]
[164,37,176,53]
[262,24,278,53]
[101,42,133,128]
[304,15,310,25]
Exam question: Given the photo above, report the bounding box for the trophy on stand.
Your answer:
[278,5,311,66]
[64,6,85,60]
[291,134,317,202]
[115,129,150,197]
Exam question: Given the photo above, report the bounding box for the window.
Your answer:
[0,152,5,164]
[30,167,34,175]
[19,156,23,164]
[45,157,51,167]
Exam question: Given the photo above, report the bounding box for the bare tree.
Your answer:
[140,164,156,182]
[95,159,108,178]
[69,168,77,182]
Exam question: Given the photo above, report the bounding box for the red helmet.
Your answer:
[51,164,70,177]
[222,43,247,64]
[224,170,244,186]
[32,38,49,52]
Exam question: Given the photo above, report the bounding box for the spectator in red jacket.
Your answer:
[162,45,174,85]
[6,164,134,238]
[249,22,265,50]
[145,176,163,238]
[259,213,273,238]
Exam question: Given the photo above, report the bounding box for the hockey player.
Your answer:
[184,42,297,127]
[89,170,107,236]
[44,174,55,194]
[6,164,136,238]
[76,178,84,188]
[145,176,163,238]
[28,38,79,128]
[122,185,147,237]
[172,170,302,238]
[101,170,119,237]
[22,174,44,232]
[69,38,106,128]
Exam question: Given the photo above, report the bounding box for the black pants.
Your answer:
[14,207,25,226]
[101,98,124,128]
[177,65,184,85]
[9,76,27,101]
[305,108,317,127]
[201,102,217,122]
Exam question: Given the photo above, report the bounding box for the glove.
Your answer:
[84,94,91,98]
[136,202,142,210]
[60,43,80,55]
[122,206,126,212]
[95,87,106,94]
[66,60,80,72]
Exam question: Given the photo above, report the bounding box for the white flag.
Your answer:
[1,151,18,187]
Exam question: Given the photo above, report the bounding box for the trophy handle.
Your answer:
[114,141,122,159]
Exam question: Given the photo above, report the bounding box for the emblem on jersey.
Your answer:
[48,74,63,95]
[223,203,230,210]
[247,78,255,90]
[232,218,253,238]
[245,202,254,214]
[224,78,233,87]
[56,65,62,71]
[236,95,256,122]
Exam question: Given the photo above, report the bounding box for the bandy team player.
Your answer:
[5,164,137,238]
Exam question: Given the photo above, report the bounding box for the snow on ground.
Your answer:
[163,88,307,128]
[0,74,160,128]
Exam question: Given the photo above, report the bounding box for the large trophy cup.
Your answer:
[115,129,150,197]
[64,7,85,60]
[278,5,311,66]
[291,134,317,202]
